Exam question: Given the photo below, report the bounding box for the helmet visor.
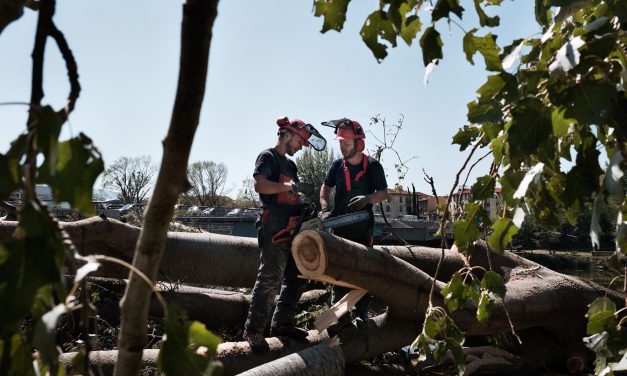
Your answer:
[302,123,327,151]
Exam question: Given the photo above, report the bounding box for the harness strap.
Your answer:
[343,155,369,192]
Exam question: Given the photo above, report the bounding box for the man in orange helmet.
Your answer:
[319,118,388,328]
[243,117,326,350]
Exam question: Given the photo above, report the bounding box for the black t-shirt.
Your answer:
[253,148,299,207]
[323,155,387,213]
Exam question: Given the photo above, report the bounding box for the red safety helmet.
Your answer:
[321,118,365,140]
[321,118,366,152]
[277,117,327,151]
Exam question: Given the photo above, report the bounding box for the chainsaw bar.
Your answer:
[300,211,370,232]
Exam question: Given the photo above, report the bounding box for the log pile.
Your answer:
[1,216,625,375]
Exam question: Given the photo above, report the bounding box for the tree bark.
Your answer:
[238,341,344,376]
[291,230,626,364]
[113,1,219,375]
[60,312,419,375]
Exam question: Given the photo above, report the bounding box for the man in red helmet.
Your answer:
[243,117,326,350]
[319,118,388,328]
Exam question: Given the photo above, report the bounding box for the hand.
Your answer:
[291,182,315,195]
[318,210,332,221]
[348,195,370,211]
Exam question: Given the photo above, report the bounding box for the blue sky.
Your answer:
[1,0,538,198]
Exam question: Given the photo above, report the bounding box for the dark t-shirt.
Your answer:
[323,155,387,213]
[254,148,299,207]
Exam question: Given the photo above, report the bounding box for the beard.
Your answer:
[341,148,356,159]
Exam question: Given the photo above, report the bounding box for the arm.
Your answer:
[253,174,292,195]
[319,184,333,211]
[366,189,389,205]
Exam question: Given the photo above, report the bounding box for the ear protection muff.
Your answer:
[355,138,365,152]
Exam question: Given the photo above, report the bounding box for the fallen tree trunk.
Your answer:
[59,312,420,375]
[1,217,465,288]
[238,340,344,376]
[291,230,626,370]
[81,277,327,328]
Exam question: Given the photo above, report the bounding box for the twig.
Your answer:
[49,21,80,120]
[428,134,484,304]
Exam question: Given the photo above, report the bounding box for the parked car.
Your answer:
[203,207,227,216]
[119,203,135,216]
[226,208,243,217]
[242,208,261,218]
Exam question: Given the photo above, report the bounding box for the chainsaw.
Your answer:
[299,210,370,232]
[271,205,370,244]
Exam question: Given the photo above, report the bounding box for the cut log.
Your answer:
[81,277,327,328]
[59,312,419,375]
[238,340,344,376]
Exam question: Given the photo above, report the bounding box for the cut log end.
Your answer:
[292,230,327,276]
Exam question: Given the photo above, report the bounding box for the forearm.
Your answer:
[367,189,389,205]
[319,185,332,211]
[254,176,292,195]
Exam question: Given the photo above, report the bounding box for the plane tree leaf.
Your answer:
[314,0,351,33]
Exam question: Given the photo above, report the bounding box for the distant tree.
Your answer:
[412,183,418,217]
[182,161,229,207]
[406,187,412,214]
[235,178,259,208]
[101,156,157,204]
[296,147,336,207]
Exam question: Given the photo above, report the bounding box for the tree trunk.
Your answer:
[60,312,419,375]
[238,341,344,376]
[113,1,219,375]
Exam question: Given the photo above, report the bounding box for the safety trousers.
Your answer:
[245,241,307,333]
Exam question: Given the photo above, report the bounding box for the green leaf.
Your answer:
[158,304,222,376]
[507,98,551,159]
[420,26,443,66]
[535,0,550,27]
[452,125,480,151]
[480,271,506,298]
[562,134,602,209]
[314,0,350,33]
[1,334,37,376]
[33,304,66,366]
[473,0,500,27]
[400,15,422,46]
[0,134,28,200]
[463,29,503,71]
[453,203,481,250]
[467,100,502,124]
[38,133,104,215]
[34,106,64,174]
[476,291,492,322]
[441,272,465,312]
[471,175,496,200]
[551,107,576,138]
[0,202,66,336]
[587,311,616,335]
[587,297,616,317]
[487,218,519,254]
[360,10,396,62]
[188,321,221,358]
[432,0,464,22]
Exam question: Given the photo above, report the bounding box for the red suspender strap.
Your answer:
[342,155,369,192]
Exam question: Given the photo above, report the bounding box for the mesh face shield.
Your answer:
[300,123,327,151]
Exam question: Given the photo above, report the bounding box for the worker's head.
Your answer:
[277,117,326,156]
[321,118,365,159]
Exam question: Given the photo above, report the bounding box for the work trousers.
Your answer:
[245,241,307,333]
